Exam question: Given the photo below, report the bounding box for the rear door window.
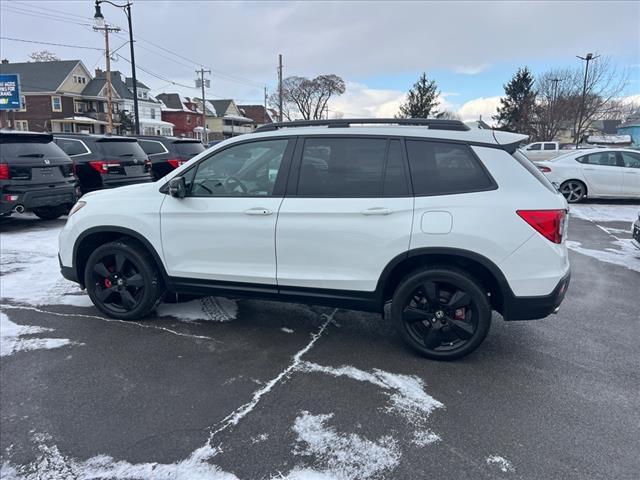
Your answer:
[544,143,557,151]
[527,143,542,151]
[297,137,387,197]
[620,151,640,168]
[579,152,620,167]
[405,140,495,196]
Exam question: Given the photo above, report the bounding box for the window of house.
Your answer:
[73,75,86,84]
[62,123,73,133]
[51,96,62,112]
[189,139,288,197]
[186,115,191,125]
[137,90,148,99]
[150,108,156,119]
[14,120,29,131]
[74,101,87,113]
[406,140,495,196]
[297,138,387,197]
[19,95,26,112]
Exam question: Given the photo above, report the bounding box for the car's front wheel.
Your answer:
[84,239,164,320]
[391,267,492,360]
[559,180,586,203]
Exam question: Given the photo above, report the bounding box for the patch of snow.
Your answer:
[570,204,639,223]
[251,433,269,444]
[297,362,444,423]
[567,239,640,272]
[281,327,294,334]
[288,411,400,480]
[0,312,77,357]
[411,430,441,447]
[2,435,239,480]
[486,455,514,473]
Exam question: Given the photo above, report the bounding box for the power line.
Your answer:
[0,5,92,27]
[10,0,95,21]
[0,36,103,51]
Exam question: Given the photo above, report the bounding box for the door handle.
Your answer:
[244,208,273,216]
[584,168,596,171]
[361,207,393,216]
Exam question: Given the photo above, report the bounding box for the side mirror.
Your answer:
[168,176,187,198]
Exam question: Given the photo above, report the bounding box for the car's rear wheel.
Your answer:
[84,239,164,320]
[559,180,586,203]
[391,267,491,360]
[32,205,69,220]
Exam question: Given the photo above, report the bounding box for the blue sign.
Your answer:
[0,74,21,111]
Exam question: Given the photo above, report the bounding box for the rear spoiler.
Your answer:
[490,131,529,154]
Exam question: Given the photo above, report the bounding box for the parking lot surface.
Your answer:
[1,200,639,479]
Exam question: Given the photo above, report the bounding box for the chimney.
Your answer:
[95,68,103,77]
[1,59,9,64]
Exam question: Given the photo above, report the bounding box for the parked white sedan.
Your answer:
[536,149,640,203]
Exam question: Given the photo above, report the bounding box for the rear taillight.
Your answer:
[517,209,566,244]
[538,166,552,173]
[89,160,121,174]
[167,159,184,169]
[0,163,9,180]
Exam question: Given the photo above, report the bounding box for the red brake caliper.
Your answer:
[454,308,466,320]
[104,278,112,288]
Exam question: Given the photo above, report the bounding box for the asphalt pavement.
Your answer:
[1,200,639,480]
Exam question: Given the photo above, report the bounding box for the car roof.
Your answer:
[53,133,134,141]
[135,135,201,143]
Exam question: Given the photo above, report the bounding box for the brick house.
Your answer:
[238,104,274,128]
[0,59,116,133]
[157,93,202,138]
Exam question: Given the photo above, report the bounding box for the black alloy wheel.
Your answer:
[559,180,586,203]
[85,240,163,319]
[391,267,491,360]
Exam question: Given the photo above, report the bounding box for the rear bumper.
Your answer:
[0,182,76,212]
[502,270,571,321]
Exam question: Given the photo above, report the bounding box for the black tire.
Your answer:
[84,239,164,320]
[32,205,68,220]
[559,180,586,203]
[391,266,491,360]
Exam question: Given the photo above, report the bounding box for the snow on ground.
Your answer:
[281,327,295,333]
[0,312,78,357]
[286,411,401,480]
[0,222,237,322]
[570,204,639,223]
[486,455,515,473]
[411,430,441,447]
[567,239,640,273]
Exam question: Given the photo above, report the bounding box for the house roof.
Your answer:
[157,93,199,113]
[125,77,150,90]
[238,105,273,124]
[209,99,233,116]
[0,60,81,93]
[86,71,159,103]
[591,119,621,135]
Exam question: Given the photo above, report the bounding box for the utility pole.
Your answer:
[278,54,283,122]
[575,53,599,147]
[195,67,211,143]
[93,21,121,134]
[550,77,561,140]
[264,85,268,124]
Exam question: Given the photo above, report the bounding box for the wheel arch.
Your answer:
[73,226,170,289]
[376,247,512,314]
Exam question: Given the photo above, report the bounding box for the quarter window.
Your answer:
[189,139,288,197]
[55,138,89,156]
[138,139,168,156]
[406,140,495,196]
[297,138,387,197]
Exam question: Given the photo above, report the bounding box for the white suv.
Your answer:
[59,119,571,360]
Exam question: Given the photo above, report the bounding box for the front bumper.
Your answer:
[502,270,571,321]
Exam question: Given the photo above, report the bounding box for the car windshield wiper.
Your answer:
[18,153,44,158]
[119,153,134,157]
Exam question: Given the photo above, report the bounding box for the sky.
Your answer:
[0,0,639,123]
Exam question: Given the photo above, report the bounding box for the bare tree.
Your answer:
[534,69,575,141]
[600,98,640,121]
[270,75,346,121]
[28,50,60,62]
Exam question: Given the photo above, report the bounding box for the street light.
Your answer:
[575,52,600,147]
[94,0,140,135]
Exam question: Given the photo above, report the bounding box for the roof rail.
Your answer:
[254,118,470,132]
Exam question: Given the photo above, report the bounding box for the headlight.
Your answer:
[68,201,86,217]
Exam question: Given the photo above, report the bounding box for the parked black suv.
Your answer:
[135,136,205,180]
[53,133,151,194]
[0,131,76,220]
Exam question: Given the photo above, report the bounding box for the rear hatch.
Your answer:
[0,133,74,186]
[173,140,205,163]
[94,138,150,180]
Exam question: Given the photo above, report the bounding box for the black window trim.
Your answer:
[403,138,498,198]
[287,134,413,198]
[161,136,297,198]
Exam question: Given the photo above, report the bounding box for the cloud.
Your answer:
[456,96,502,124]
[454,64,490,75]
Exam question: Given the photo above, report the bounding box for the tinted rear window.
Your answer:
[406,140,495,196]
[175,141,205,158]
[0,139,68,161]
[97,140,146,158]
[55,138,89,156]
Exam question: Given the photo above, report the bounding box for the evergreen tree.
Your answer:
[397,73,440,118]
[493,67,537,135]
